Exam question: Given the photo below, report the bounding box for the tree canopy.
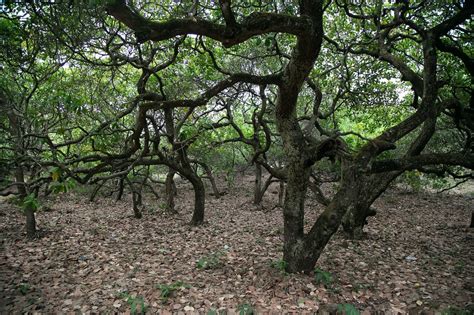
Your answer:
[0,0,472,274]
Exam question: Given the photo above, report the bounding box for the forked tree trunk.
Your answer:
[200,162,220,199]
[285,165,360,273]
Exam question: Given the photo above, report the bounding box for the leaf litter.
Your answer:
[0,175,473,313]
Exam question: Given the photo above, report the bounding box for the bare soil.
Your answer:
[1,175,473,314]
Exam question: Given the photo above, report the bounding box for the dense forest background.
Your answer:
[0,0,473,313]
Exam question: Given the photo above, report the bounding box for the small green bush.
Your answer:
[314,268,333,288]
[237,303,255,315]
[270,259,288,274]
[337,303,360,315]
[196,251,224,270]
[119,292,148,315]
[156,281,190,303]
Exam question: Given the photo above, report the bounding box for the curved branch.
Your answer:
[106,1,311,47]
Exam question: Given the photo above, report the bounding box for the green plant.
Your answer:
[119,292,148,315]
[237,303,254,315]
[207,309,228,315]
[196,251,224,270]
[156,281,190,303]
[270,259,288,274]
[21,194,40,212]
[400,170,423,191]
[337,303,360,315]
[49,178,76,194]
[314,268,333,288]
[454,260,465,274]
[18,283,30,295]
[441,306,472,315]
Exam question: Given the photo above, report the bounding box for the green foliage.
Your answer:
[156,281,190,303]
[21,194,40,212]
[237,303,255,315]
[398,170,452,192]
[196,251,225,270]
[119,292,148,315]
[454,260,465,274]
[18,283,31,295]
[270,259,288,274]
[337,303,360,315]
[207,309,228,315]
[49,178,76,194]
[399,170,423,191]
[441,306,473,315]
[314,268,333,288]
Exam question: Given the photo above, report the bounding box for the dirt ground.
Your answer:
[1,175,473,314]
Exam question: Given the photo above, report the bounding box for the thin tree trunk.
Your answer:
[164,169,177,213]
[126,178,143,219]
[189,174,205,225]
[90,181,105,202]
[254,163,263,204]
[25,203,37,238]
[470,211,474,228]
[132,190,143,219]
[8,104,36,238]
[202,163,220,199]
[115,177,125,201]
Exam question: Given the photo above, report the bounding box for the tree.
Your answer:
[4,0,472,272]
[103,0,473,272]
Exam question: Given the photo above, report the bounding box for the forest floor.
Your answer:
[0,175,473,314]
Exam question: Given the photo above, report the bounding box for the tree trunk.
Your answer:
[189,174,205,225]
[254,163,263,204]
[342,203,375,240]
[287,165,360,273]
[25,204,37,238]
[132,190,143,219]
[8,105,36,237]
[164,169,177,213]
[278,180,285,208]
[341,173,397,239]
[282,163,311,272]
[470,211,474,228]
[201,162,220,199]
[277,115,313,273]
[90,181,105,202]
[115,177,125,201]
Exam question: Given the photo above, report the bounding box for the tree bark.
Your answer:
[254,163,263,204]
[164,169,177,213]
[115,177,125,201]
[8,100,36,237]
[188,173,205,225]
[132,190,143,219]
[25,203,37,238]
[278,180,285,208]
[341,173,394,239]
[201,162,220,199]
